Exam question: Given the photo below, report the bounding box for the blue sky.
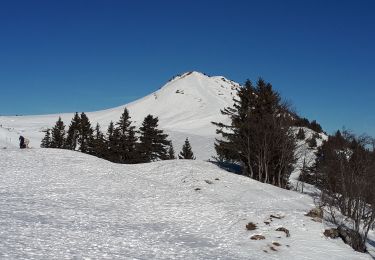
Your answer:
[0,0,374,136]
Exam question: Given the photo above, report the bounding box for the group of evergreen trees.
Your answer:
[41,109,195,163]
[294,117,323,133]
[213,78,296,188]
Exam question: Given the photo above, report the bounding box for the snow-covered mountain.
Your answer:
[0,71,239,159]
[1,72,374,259]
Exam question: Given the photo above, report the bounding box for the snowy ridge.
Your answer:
[0,148,371,259]
[0,71,238,159]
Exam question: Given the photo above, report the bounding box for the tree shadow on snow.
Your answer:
[209,160,243,175]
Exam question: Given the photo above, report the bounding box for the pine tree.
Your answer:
[296,128,306,140]
[90,123,106,158]
[213,78,296,188]
[64,112,81,150]
[50,117,66,148]
[307,135,317,148]
[78,112,93,153]
[138,114,170,162]
[40,128,52,148]
[310,120,323,133]
[168,143,176,159]
[179,138,195,159]
[104,121,120,162]
[115,108,138,163]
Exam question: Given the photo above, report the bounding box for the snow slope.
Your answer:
[0,72,238,159]
[0,148,372,259]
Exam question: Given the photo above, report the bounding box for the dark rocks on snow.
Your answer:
[337,226,367,253]
[250,234,265,240]
[305,207,323,219]
[270,214,284,219]
[276,227,290,237]
[323,228,339,239]
[246,222,257,231]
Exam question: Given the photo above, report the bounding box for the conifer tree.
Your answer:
[105,121,120,162]
[179,138,195,159]
[307,135,317,148]
[90,123,106,158]
[213,78,296,188]
[64,112,81,150]
[40,128,52,148]
[138,114,170,162]
[168,143,176,159]
[296,128,306,140]
[78,112,93,153]
[115,108,138,163]
[310,120,323,133]
[50,117,66,148]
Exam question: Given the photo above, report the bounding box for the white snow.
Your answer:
[0,148,372,259]
[1,71,374,259]
[0,71,238,159]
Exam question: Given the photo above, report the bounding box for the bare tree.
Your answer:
[317,131,375,252]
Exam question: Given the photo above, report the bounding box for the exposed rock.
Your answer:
[270,214,284,219]
[272,242,281,246]
[305,207,323,218]
[246,222,257,231]
[250,234,265,240]
[276,227,290,237]
[204,180,213,185]
[337,225,366,253]
[323,228,339,239]
[311,217,323,223]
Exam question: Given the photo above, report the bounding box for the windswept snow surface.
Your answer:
[0,72,238,159]
[0,148,371,259]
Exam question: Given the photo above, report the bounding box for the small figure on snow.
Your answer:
[19,136,27,149]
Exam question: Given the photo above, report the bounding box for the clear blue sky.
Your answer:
[0,0,374,136]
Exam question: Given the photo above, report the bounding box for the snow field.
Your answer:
[0,149,371,259]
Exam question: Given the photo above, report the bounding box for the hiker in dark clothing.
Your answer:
[19,136,26,149]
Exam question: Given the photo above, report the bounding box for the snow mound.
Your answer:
[0,148,371,259]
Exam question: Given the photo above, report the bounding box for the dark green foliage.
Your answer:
[310,120,323,133]
[213,78,296,188]
[294,117,323,133]
[105,121,120,162]
[50,117,66,148]
[90,123,106,158]
[40,128,52,148]
[294,117,310,128]
[138,114,170,162]
[307,135,317,148]
[64,112,81,150]
[168,143,176,159]
[179,138,195,159]
[296,128,306,140]
[115,108,138,163]
[78,112,93,153]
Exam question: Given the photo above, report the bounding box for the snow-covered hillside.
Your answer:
[0,71,239,159]
[0,148,372,259]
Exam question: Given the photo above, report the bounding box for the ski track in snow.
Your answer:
[0,149,372,260]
